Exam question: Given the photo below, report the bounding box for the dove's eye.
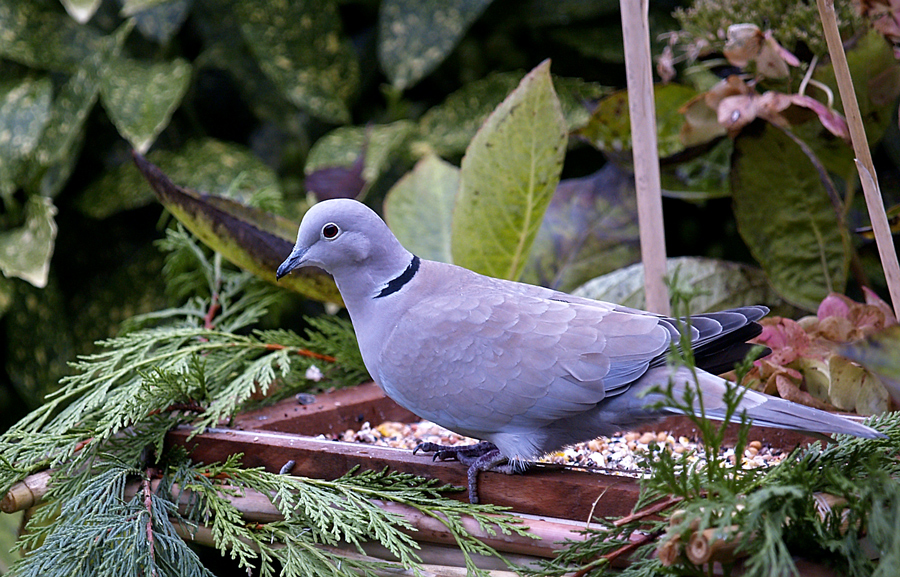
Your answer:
[322,223,340,239]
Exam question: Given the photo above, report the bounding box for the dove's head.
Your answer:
[276,199,411,286]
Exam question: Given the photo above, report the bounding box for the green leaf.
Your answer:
[418,71,607,156]
[236,0,359,124]
[520,164,640,292]
[383,154,459,263]
[0,75,53,198]
[0,196,57,288]
[378,0,493,90]
[731,122,849,311]
[0,1,106,72]
[840,325,900,407]
[572,256,783,313]
[132,154,341,303]
[826,355,889,416]
[60,0,101,23]
[577,83,698,162]
[451,59,567,280]
[78,139,280,219]
[304,121,416,186]
[35,63,99,167]
[99,56,192,153]
[815,29,900,147]
[554,76,610,132]
[659,138,732,201]
[27,57,102,197]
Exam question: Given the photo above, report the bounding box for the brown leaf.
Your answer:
[723,24,764,68]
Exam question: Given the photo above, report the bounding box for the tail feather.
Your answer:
[655,367,886,440]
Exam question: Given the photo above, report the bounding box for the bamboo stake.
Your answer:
[816,0,900,318]
[620,0,670,315]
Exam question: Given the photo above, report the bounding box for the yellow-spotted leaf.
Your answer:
[236,0,358,124]
[0,196,57,288]
[378,0,493,90]
[99,56,191,153]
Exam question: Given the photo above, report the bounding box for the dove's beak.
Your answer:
[276,246,308,280]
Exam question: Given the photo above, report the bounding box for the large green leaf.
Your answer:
[132,154,341,303]
[577,83,698,162]
[99,56,192,153]
[0,196,57,288]
[0,0,105,72]
[520,164,640,292]
[378,0,493,90]
[236,0,359,124]
[573,256,783,313]
[0,75,52,198]
[731,122,849,311]
[383,154,459,263]
[451,60,567,280]
[77,139,280,219]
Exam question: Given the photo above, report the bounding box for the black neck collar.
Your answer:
[374,256,420,298]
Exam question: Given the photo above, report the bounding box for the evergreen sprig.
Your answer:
[9,461,214,577]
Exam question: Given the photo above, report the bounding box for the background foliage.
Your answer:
[0,0,897,430]
[1,0,900,573]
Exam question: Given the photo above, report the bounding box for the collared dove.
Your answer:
[277,199,884,503]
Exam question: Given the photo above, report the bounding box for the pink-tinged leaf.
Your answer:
[787,94,850,140]
[818,293,853,320]
[764,31,800,66]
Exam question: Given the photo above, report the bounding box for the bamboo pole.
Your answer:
[620,0,670,315]
[173,524,525,576]
[816,0,900,318]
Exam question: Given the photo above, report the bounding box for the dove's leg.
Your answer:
[413,441,509,503]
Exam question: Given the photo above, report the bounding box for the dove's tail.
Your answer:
[640,366,886,439]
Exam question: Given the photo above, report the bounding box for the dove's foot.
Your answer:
[413,441,508,503]
[413,440,497,465]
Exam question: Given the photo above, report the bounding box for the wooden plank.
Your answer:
[166,426,643,521]
[233,381,417,436]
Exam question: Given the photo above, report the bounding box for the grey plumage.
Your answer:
[277,199,884,502]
